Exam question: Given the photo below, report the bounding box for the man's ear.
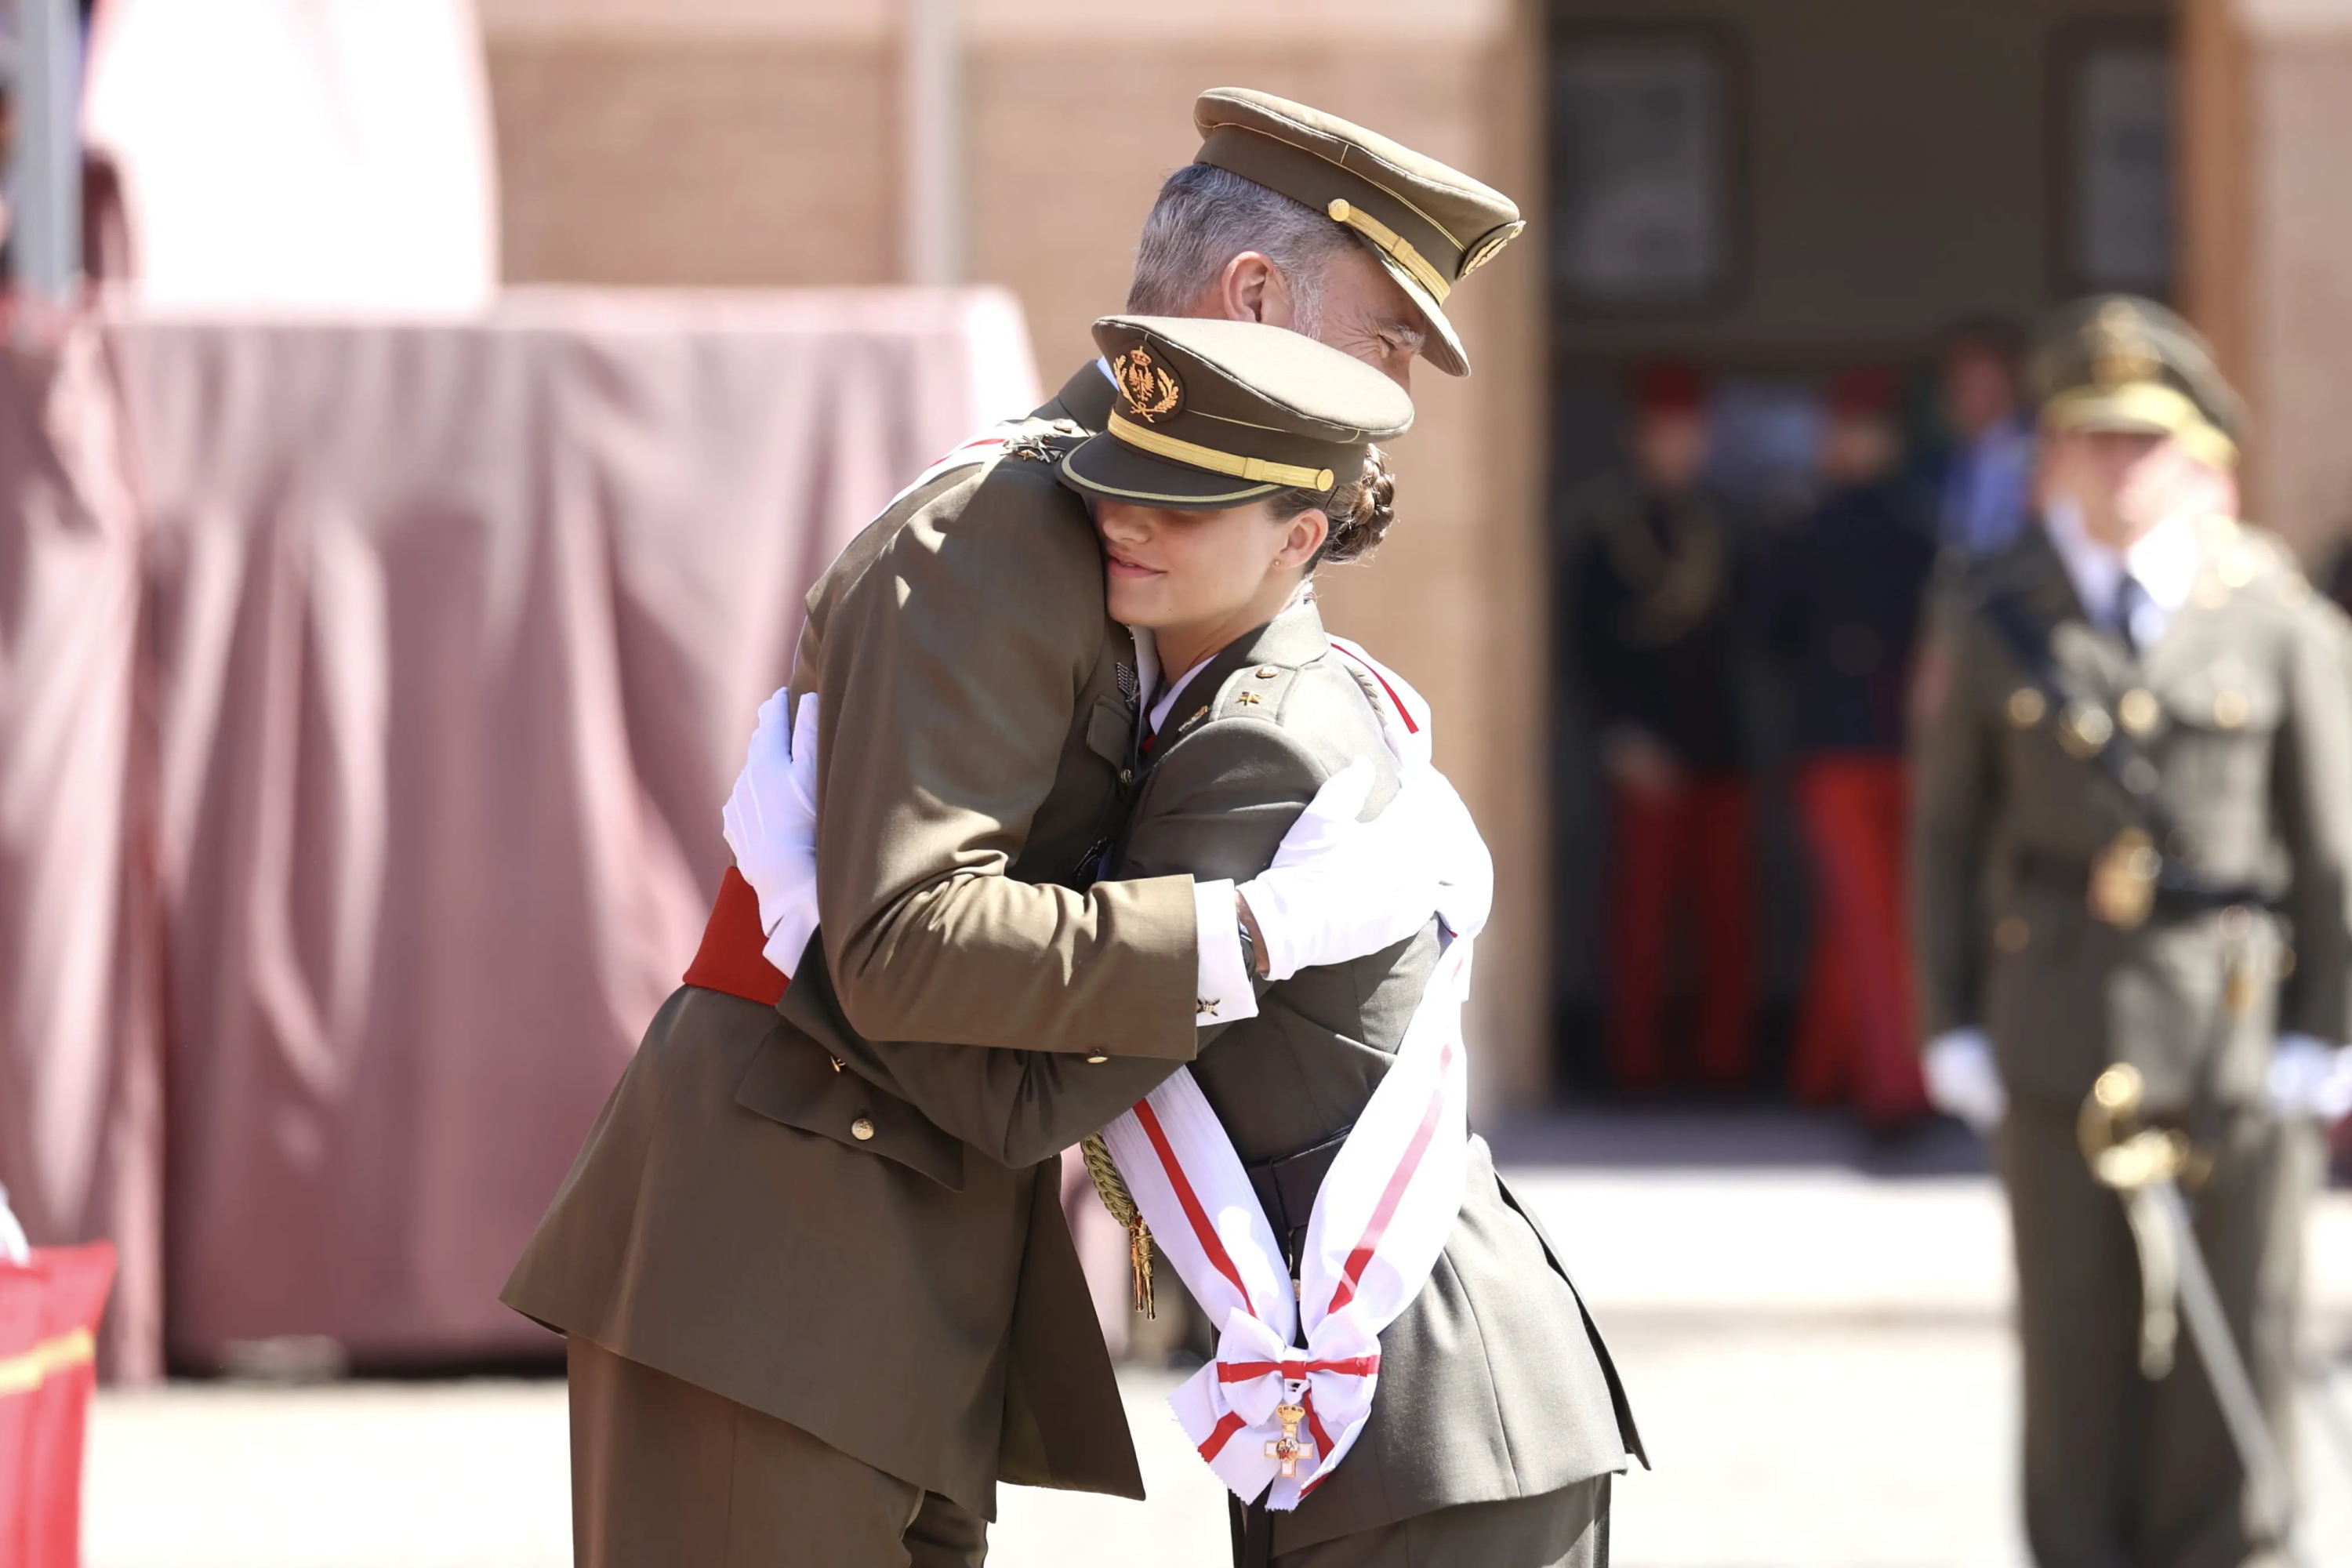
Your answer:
[1205,252,1294,328]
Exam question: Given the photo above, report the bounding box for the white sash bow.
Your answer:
[1099,933,1473,1509]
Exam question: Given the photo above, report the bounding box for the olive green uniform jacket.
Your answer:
[503,365,1208,1520]
[1911,517,2352,1110]
[827,601,1645,1554]
[1907,517,2352,1565]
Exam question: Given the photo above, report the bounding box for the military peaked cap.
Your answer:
[1059,316,1414,509]
[1193,87,1523,379]
[2027,294,2246,470]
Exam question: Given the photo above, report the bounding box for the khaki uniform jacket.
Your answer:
[822,601,1646,1552]
[1910,519,2352,1110]
[503,365,1207,1519]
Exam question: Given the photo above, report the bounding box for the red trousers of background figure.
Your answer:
[1606,775,1757,1091]
[1790,756,1930,1124]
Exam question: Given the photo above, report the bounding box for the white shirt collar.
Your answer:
[1149,652,1215,736]
[2042,500,2200,643]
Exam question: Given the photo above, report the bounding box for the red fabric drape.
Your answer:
[0,290,1037,1374]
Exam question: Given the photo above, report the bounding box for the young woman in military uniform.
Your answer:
[826,314,1639,1568]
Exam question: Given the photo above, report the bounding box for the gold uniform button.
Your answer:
[850,1116,876,1142]
[1256,666,1279,679]
[2213,690,2249,729]
[1086,1054,1109,1065]
[1994,915,2031,953]
[2059,701,2114,757]
[2118,688,2161,737]
[2005,688,2047,728]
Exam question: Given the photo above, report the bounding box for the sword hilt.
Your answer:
[2078,1064,2201,1191]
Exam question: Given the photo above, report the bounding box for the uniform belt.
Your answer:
[2013,849,2271,919]
[1244,1126,1354,1276]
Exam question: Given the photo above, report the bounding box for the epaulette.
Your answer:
[996,421,1087,466]
[2190,515,2313,608]
[1210,659,1301,724]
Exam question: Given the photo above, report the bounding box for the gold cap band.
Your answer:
[2042,381,2240,470]
[1108,413,1336,492]
[1326,199,1451,304]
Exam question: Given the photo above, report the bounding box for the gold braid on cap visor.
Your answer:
[2043,381,2240,470]
[1325,199,1451,303]
[1108,413,1337,491]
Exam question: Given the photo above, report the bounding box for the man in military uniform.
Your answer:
[505,91,1546,1566]
[1911,295,2352,1567]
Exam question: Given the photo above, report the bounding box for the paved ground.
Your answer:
[81,1115,2352,1567]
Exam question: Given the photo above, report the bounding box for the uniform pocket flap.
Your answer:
[1085,695,1133,768]
[733,1029,967,1191]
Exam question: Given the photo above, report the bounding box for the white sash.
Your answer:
[1098,933,1473,1509]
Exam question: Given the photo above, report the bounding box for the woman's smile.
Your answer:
[1102,543,1163,580]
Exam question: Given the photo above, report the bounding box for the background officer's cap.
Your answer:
[2027,294,2246,470]
[1059,316,1414,510]
[1193,87,1523,379]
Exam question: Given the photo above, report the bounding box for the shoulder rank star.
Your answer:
[1235,690,1262,706]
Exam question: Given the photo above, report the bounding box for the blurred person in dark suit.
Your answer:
[1762,368,1938,1128]
[1566,365,1757,1092]
[1935,318,2036,560]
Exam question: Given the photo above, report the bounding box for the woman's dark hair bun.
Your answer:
[1319,447,1396,564]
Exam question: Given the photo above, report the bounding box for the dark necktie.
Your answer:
[2116,575,2151,653]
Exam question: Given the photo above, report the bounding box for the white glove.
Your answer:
[2267,1034,2352,1120]
[1923,1029,2007,1134]
[1237,760,1443,982]
[722,690,822,978]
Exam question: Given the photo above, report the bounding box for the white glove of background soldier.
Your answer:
[1922,1029,2007,1134]
[2267,1034,2352,1120]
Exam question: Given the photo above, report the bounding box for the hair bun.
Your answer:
[1321,447,1396,564]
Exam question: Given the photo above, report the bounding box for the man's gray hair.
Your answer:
[1125,164,1359,333]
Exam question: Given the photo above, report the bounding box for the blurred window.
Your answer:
[2055,22,2175,297]
[1550,27,1741,316]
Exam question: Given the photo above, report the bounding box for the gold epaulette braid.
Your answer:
[1080,1133,1155,1318]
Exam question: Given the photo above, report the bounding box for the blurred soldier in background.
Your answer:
[1933,317,2035,561]
[1567,365,1756,1094]
[1910,296,2352,1568]
[1762,368,1937,1129]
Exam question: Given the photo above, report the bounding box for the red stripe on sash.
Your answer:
[1324,1042,1455,1316]
[1214,1355,1380,1383]
[1304,1398,1339,1475]
[1330,642,1420,735]
[1197,1410,1250,1462]
[681,866,787,1007]
[1134,1098,1255,1308]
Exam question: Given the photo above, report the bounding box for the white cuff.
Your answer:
[1192,878,1259,1027]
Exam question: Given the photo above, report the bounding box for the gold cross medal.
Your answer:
[1265,1397,1312,1479]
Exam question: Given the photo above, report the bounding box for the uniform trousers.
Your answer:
[1247,1475,1611,1568]
[566,1334,989,1568]
[1606,775,1755,1090]
[1998,1102,2319,1568]
[1788,757,1929,1123]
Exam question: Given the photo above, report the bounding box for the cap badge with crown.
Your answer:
[1113,346,1184,423]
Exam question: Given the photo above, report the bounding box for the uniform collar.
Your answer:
[1036,359,1116,433]
[2042,499,2199,621]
